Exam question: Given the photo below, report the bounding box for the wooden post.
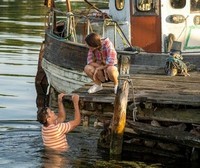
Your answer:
[35,42,49,108]
[66,0,71,12]
[118,55,131,76]
[82,115,90,127]
[110,80,129,155]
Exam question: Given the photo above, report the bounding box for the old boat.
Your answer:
[37,0,200,94]
[36,0,200,159]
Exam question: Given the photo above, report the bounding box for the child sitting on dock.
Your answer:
[37,93,81,151]
[84,32,119,94]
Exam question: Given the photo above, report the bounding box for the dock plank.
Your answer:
[137,108,200,124]
[127,120,200,148]
[69,72,200,106]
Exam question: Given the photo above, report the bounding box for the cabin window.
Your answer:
[194,15,200,25]
[191,0,200,12]
[170,0,186,9]
[133,0,159,16]
[167,15,185,24]
[136,0,153,11]
[115,0,125,10]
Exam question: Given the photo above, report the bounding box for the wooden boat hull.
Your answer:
[42,58,91,93]
[43,30,88,71]
[42,30,91,93]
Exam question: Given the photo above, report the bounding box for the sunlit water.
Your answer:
[0,0,43,120]
[0,0,199,167]
[0,120,104,168]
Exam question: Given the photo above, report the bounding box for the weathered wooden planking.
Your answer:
[66,72,200,106]
[44,30,88,72]
[129,52,200,68]
[130,65,165,74]
[126,120,200,148]
[63,72,200,125]
[137,108,200,124]
[127,72,200,106]
[131,91,200,106]
[129,72,200,82]
[69,85,116,103]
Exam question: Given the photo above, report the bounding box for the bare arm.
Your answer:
[68,94,81,130]
[57,93,66,123]
[89,62,101,68]
[93,64,109,81]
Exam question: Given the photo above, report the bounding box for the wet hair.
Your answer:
[37,107,49,125]
[85,32,102,48]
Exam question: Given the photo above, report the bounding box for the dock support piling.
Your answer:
[35,41,49,108]
[82,115,90,127]
[110,80,129,156]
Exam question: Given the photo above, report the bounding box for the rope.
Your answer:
[128,78,137,122]
[114,21,132,48]
[116,25,130,48]
[83,0,132,48]
[56,20,67,37]
[104,19,131,48]
[166,54,188,72]
[66,13,77,42]
[46,78,51,96]
[177,15,188,41]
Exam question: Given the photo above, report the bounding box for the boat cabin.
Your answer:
[110,0,200,52]
[46,0,200,53]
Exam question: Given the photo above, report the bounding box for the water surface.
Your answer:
[0,0,44,120]
[0,0,199,167]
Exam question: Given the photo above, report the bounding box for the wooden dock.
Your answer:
[69,72,200,107]
[61,54,200,157]
[63,71,200,158]
[66,72,200,124]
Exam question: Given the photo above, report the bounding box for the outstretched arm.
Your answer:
[57,93,66,123]
[68,94,81,130]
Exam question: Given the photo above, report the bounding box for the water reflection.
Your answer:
[0,0,45,120]
[40,149,70,168]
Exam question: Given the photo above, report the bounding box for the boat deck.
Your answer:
[68,72,200,107]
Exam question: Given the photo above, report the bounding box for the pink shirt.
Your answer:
[42,122,71,150]
[87,38,117,66]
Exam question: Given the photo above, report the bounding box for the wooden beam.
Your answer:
[137,108,200,124]
[110,80,129,155]
[127,120,200,148]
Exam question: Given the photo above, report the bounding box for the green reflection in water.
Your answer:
[0,0,46,31]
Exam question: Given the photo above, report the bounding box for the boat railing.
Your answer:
[45,8,131,49]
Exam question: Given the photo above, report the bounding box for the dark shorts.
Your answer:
[102,64,117,83]
[102,79,111,83]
